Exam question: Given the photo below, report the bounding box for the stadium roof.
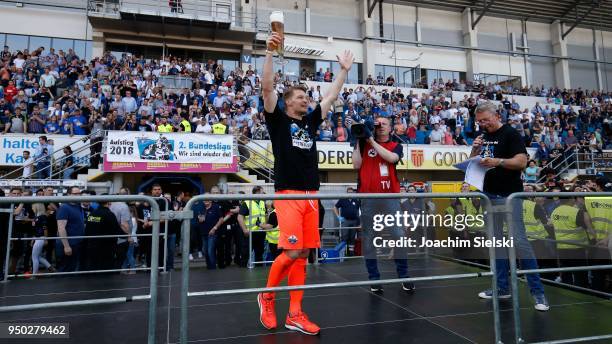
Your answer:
[384,0,612,33]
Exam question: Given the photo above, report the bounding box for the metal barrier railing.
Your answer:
[154,196,170,273]
[505,192,612,344]
[178,192,501,344]
[0,195,161,344]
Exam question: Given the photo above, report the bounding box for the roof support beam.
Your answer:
[562,2,597,39]
[558,0,582,21]
[367,0,381,18]
[472,0,496,30]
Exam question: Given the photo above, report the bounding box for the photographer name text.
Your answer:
[374,236,514,248]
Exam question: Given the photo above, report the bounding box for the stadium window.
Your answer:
[28,36,51,52]
[5,34,28,52]
[375,65,384,81]
[426,69,438,86]
[51,38,74,54]
[74,40,87,60]
[252,55,266,74]
[85,41,93,61]
[283,58,300,81]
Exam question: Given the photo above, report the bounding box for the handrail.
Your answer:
[0,130,100,180]
[236,153,274,183]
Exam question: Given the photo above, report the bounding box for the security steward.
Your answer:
[456,184,485,262]
[157,116,174,132]
[237,186,267,265]
[522,184,556,279]
[212,114,228,134]
[260,201,281,261]
[550,193,595,287]
[179,115,192,132]
[584,177,611,291]
[84,200,121,271]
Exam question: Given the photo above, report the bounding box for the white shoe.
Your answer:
[198,251,203,259]
[189,254,194,261]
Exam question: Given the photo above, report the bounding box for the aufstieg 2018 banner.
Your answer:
[103,131,237,173]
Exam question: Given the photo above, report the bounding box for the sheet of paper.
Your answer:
[453,156,480,171]
[454,156,494,191]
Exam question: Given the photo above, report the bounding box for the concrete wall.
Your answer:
[0,4,92,40]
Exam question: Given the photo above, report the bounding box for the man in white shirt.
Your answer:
[429,123,444,145]
[40,68,56,88]
[429,112,441,126]
[312,86,321,102]
[122,91,138,114]
[22,150,34,178]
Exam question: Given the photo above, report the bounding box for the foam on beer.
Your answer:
[269,11,284,23]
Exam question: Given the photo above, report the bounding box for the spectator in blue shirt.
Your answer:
[59,114,73,135]
[45,116,60,134]
[56,186,85,272]
[70,110,88,135]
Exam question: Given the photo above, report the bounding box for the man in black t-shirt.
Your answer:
[470,101,549,312]
[257,31,354,335]
[333,187,360,256]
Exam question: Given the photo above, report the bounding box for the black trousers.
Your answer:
[216,230,232,269]
[252,231,266,265]
[229,224,244,266]
[558,248,589,287]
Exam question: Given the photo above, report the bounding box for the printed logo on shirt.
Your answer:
[290,123,313,150]
[368,148,377,157]
[481,140,499,158]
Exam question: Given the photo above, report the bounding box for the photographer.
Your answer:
[352,116,414,293]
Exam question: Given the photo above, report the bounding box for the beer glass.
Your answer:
[269,11,287,65]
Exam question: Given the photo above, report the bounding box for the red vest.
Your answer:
[358,140,401,193]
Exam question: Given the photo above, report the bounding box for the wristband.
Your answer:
[265,50,274,55]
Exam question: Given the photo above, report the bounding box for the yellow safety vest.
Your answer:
[522,200,547,240]
[445,206,455,216]
[265,209,280,244]
[585,197,612,241]
[460,198,484,230]
[157,124,173,132]
[246,200,266,232]
[181,119,192,133]
[212,123,226,134]
[551,205,588,249]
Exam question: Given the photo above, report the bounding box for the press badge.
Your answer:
[379,163,389,177]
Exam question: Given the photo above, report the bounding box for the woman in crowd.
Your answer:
[31,203,54,276]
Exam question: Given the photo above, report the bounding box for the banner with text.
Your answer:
[0,134,90,166]
[316,142,536,170]
[103,131,237,173]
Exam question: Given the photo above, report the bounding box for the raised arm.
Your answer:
[320,51,354,116]
[262,33,281,114]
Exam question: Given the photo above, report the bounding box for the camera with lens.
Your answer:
[351,121,378,139]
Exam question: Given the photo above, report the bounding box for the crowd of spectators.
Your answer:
[0,45,610,182]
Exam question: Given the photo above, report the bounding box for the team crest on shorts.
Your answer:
[288,235,299,244]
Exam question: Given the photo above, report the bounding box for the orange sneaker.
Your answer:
[285,311,320,335]
[257,293,277,330]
